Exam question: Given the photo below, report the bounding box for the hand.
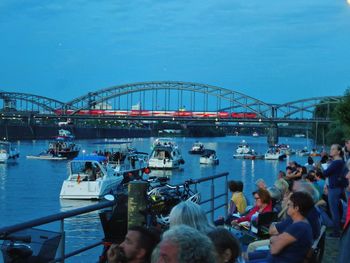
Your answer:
[107,243,122,263]
[231,220,239,227]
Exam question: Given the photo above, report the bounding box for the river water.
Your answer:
[0,136,314,262]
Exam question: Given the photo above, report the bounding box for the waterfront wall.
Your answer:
[0,124,152,140]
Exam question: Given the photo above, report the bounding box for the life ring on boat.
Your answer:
[61,142,67,148]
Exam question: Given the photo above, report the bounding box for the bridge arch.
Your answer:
[276,96,343,119]
[0,92,65,113]
[65,81,273,117]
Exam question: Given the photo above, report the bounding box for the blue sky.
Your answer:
[0,0,349,104]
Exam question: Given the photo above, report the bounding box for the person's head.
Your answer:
[287,191,314,218]
[255,178,267,190]
[286,166,294,175]
[345,138,350,152]
[288,161,297,168]
[208,227,241,263]
[236,180,244,192]
[253,188,271,208]
[292,180,319,203]
[305,170,316,182]
[307,156,314,165]
[273,178,289,196]
[228,180,239,192]
[169,201,214,234]
[154,225,217,263]
[330,144,344,159]
[278,170,286,179]
[118,226,160,263]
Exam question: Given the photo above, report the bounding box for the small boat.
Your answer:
[27,130,80,160]
[148,139,185,169]
[102,143,149,179]
[0,141,19,163]
[264,146,287,160]
[60,156,124,200]
[233,140,262,159]
[296,148,310,157]
[189,142,205,154]
[309,149,321,157]
[252,131,259,137]
[199,149,219,165]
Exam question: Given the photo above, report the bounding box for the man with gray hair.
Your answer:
[152,225,217,263]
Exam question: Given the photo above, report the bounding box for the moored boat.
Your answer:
[188,142,205,154]
[60,156,124,200]
[264,146,287,160]
[0,141,19,163]
[26,130,80,160]
[149,139,185,169]
[233,140,262,159]
[199,149,219,165]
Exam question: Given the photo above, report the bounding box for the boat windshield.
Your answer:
[70,161,103,180]
[0,142,10,152]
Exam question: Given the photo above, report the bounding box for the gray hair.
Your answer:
[156,225,217,263]
[169,201,215,234]
[292,180,319,203]
[274,178,289,196]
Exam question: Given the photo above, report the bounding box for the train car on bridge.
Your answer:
[54,109,258,119]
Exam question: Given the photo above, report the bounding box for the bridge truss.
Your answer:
[0,82,344,121]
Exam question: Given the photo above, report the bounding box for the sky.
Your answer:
[0,0,350,104]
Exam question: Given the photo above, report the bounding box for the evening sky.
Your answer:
[0,0,349,104]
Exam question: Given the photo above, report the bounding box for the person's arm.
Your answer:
[269,222,279,236]
[269,232,296,255]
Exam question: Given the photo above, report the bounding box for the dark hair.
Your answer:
[333,144,344,158]
[208,227,241,263]
[253,188,271,205]
[289,192,314,217]
[128,226,161,261]
[307,156,314,165]
[305,170,316,182]
[236,181,244,192]
[228,180,239,192]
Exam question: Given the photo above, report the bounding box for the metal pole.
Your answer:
[211,179,214,223]
[59,219,65,263]
[225,175,228,218]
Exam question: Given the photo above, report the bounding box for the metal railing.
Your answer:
[0,172,229,262]
[0,199,116,263]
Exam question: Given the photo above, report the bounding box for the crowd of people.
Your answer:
[104,138,350,263]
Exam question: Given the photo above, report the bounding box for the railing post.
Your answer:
[225,174,228,218]
[211,179,214,223]
[59,219,65,263]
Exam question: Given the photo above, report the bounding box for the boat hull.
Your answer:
[60,178,122,200]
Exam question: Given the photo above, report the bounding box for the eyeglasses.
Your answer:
[254,197,260,201]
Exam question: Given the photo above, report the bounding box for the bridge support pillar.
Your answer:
[267,123,278,146]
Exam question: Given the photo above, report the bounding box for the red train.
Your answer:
[54,109,257,119]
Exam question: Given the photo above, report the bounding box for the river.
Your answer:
[0,135,315,262]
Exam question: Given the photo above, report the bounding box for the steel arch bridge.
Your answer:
[0,81,344,120]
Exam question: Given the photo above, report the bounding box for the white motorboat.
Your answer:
[60,156,123,200]
[108,150,149,179]
[252,131,259,137]
[233,140,260,159]
[264,146,287,160]
[0,141,19,163]
[189,142,205,154]
[199,149,219,165]
[148,139,185,169]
